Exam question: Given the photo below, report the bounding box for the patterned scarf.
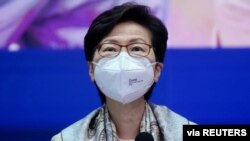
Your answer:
[87,102,164,141]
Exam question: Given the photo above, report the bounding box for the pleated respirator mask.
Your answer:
[93,52,156,104]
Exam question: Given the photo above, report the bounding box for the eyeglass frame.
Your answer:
[96,42,154,58]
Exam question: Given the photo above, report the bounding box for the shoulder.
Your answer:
[50,107,103,141]
[150,102,195,124]
[51,134,62,141]
[149,103,196,141]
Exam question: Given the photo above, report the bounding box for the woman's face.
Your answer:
[88,21,163,82]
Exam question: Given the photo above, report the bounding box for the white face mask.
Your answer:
[93,52,155,104]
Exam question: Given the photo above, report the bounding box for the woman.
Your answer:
[52,2,195,141]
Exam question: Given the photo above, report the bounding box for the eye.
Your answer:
[130,45,146,52]
[128,43,150,57]
[98,43,120,57]
[103,47,118,52]
[100,44,119,52]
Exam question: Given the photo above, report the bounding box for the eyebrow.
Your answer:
[102,38,148,44]
[102,39,118,44]
[129,38,148,43]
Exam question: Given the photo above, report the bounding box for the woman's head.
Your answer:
[84,2,168,103]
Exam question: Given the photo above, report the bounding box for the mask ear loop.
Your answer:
[92,61,99,66]
[146,62,157,68]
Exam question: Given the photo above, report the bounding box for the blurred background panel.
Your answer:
[0,0,250,141]
[167,0,250,47]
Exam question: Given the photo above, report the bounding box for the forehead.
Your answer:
[100,21,151,44]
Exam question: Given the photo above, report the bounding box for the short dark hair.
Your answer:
[84,2,168,102]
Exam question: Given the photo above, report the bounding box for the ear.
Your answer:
[154,62,163,82]
[88,61,95,82]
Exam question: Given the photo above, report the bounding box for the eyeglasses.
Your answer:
[97,43,153,58]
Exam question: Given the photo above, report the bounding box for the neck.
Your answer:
[106,97,146,139]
